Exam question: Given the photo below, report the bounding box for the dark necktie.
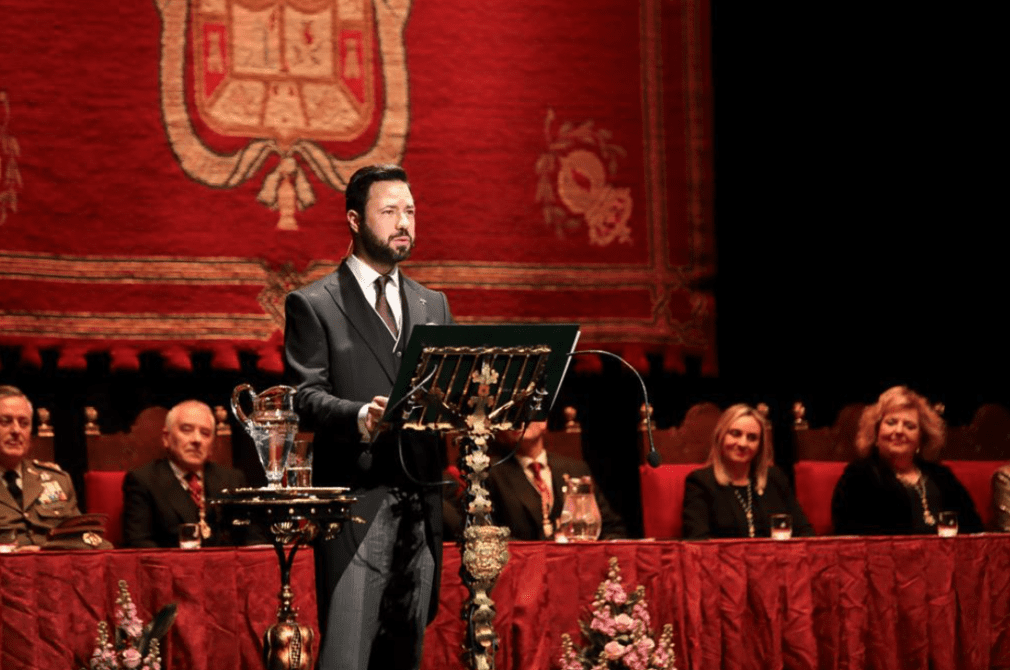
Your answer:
[184,471,203,510]
[4,470,23,509]
[374,274,398,337]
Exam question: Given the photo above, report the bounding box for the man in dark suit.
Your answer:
[485,420,626,541]
[284,164,453,670]
[122,399,253,548]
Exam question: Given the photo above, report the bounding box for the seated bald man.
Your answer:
[122,399,259,548]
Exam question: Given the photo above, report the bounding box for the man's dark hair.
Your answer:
[345,164,410,221]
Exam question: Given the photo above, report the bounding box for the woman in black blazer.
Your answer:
[832,386,983,535]
[682,404,813,539]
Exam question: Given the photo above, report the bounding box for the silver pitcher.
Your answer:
[231,384,299,488]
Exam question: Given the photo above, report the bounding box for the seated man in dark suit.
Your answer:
[483,420,626,540]
[122,399,258,548]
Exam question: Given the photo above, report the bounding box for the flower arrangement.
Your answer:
[559,557,677,670]
[78,580,176,670]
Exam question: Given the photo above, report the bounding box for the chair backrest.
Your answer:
[31,407,56,464]
[86,405,234,471]
[792,401,865,461]
[639,463,701,538]
[793,460,848,535]
[942,460,1003,530]
[639,401,721,464]
[83,470,126,547]
[943,404,1010,460]
[543,406,583,461]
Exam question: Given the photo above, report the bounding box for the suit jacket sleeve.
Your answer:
[928,462,984,534]
[681,469,713,539]
[284,288,365,441]
[122,470,158,548]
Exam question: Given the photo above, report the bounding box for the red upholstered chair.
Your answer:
[942,460,1003,530]
[83,471,127,547]
[793,461,848,535]
[543,406,585,461]
[83,404,235,547]
[637,402,720,538]
[639,463,701,538]
[791,402,866,535]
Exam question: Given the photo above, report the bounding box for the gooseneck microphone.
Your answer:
[568,350,662,468]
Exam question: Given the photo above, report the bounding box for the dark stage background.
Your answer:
[0,3,1001,536]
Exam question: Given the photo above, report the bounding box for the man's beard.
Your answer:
[359,220,414,266]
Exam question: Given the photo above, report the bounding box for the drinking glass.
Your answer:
[285,439,313,488]
[938,511,958,537]
[0,529,18,553]
[178,523,202,549]
[770,513,793,540]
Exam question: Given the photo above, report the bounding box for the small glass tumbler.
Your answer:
[284,439,313,488]
[178,523,202,549]
[0,529,19,553]
[770,513,793,540]
[937,511,958,537]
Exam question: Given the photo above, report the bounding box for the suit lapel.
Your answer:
[503,458,545,530]
[21,464,42,509]
[157,460,197,522]
[0,468,20,511]
[547,453,568,519]
[325,262,399,384]
[401,275,428,345]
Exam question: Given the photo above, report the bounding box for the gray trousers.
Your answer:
[319,490,435,670]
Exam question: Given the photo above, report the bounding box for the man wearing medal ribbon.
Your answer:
[122,399,256,548]
[1,385,108,549]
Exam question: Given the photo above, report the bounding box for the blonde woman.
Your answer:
[831,386,982,535]
[682,404,813,539]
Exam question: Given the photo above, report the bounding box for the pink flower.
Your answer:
[590,608,617,636]
[604,581,627,605]
[614,613,635,633]
[120,648,142,669]
[604,640,628,660]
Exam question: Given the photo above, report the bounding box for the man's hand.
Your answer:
[364,396,389,435]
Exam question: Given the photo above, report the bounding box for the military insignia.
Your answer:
[82,532,102,548]
[535,109,633,246]
[0,90,22,226]
[40,481,68,504]
[155,0,414,230]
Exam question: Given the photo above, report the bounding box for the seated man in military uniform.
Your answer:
[0,385,107,550]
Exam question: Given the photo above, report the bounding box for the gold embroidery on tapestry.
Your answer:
[0,91,23,226]
[155,0,413,230]
[535,109,633,247]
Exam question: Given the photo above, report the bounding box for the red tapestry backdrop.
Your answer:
[0,0,714,373]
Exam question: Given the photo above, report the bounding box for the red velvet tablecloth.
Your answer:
[422,536,1010,670]
[0,547,316,670]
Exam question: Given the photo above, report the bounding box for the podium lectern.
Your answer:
[383,324,579,670]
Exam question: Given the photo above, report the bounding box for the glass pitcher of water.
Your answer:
[555,475,602,542]
[231,384,299,488]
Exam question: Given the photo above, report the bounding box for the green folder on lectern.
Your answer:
[382,324,581,431]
